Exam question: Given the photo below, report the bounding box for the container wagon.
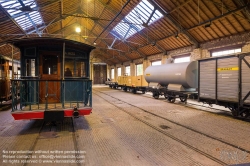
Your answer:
[109,75,148,94]
[198,53,250,118]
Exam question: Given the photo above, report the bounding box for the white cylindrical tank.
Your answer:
[144,61,198,88]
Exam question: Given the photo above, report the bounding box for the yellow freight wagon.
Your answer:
[110,75,148,94]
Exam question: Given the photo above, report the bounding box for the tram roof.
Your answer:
[7,37,95,52]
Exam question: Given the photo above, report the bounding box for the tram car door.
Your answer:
[39,53,61,103]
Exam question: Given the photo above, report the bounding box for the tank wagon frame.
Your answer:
[198,53,250,118]
[146,86,197,103]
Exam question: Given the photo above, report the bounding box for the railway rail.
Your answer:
[21,118,82,166]
[93,88,250,165]
[143,91,250,121]
[111,86,249,120]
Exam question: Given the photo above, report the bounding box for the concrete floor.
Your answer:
[0,85,250,166]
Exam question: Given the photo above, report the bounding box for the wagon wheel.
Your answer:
[240,109,250,119]
[132,89,137,94]
[123,87,127,92]
[179,96,187,102]
[244,111,250,118]
[153,92,159,99]
[142,90,145,94]
[164,94,168,99]
[168,97,175,103]
[242,112,250,118]
[229,107,238,117]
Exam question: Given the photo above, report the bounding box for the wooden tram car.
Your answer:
[8,37,94,120]
[0,55,20,103]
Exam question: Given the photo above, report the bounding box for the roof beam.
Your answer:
[147,0,199,47]
[90,0,146,59]
[51,21,77,35]
[17,0,41,36]
[60,0,64,36]
[0,0,60,24]
[186,4,248,30]
[69,3,141,59]
[233,0,250,22]
[0,4,28,37]
[93,0,131,43]
[50,21,132,61]
[96,0,162,56]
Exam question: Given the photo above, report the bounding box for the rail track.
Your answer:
[142,91,250,121]
[22,118,82,166]
[93,88,250,165]
[110,86,249,120]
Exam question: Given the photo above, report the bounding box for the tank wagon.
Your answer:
[144,61,198,102]
[7,37,95,120]
[0,55,20,103]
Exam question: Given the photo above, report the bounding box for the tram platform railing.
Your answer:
[10,78,92,112]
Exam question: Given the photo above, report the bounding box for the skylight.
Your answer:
[111,0,163,40]
[0,0,44,32]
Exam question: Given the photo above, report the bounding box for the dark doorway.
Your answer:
[39,53,61,103]
[93,64,107,84]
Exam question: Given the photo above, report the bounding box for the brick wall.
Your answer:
[242,43,250,53]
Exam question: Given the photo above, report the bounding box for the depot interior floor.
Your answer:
[0,85,250,166]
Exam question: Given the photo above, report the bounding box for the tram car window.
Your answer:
[25,59,36,77]
[7,37,95,120]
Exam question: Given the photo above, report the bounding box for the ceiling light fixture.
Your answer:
[175,33,179,38]
[75,27,81,33]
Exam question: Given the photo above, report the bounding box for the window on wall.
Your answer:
[136,64,143,76]
[174,56,190,63]
[117,67,121,76]
[151,60,161,66]
[125,66,130,76]
[211,48,241,57]
[111,68,114,79]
